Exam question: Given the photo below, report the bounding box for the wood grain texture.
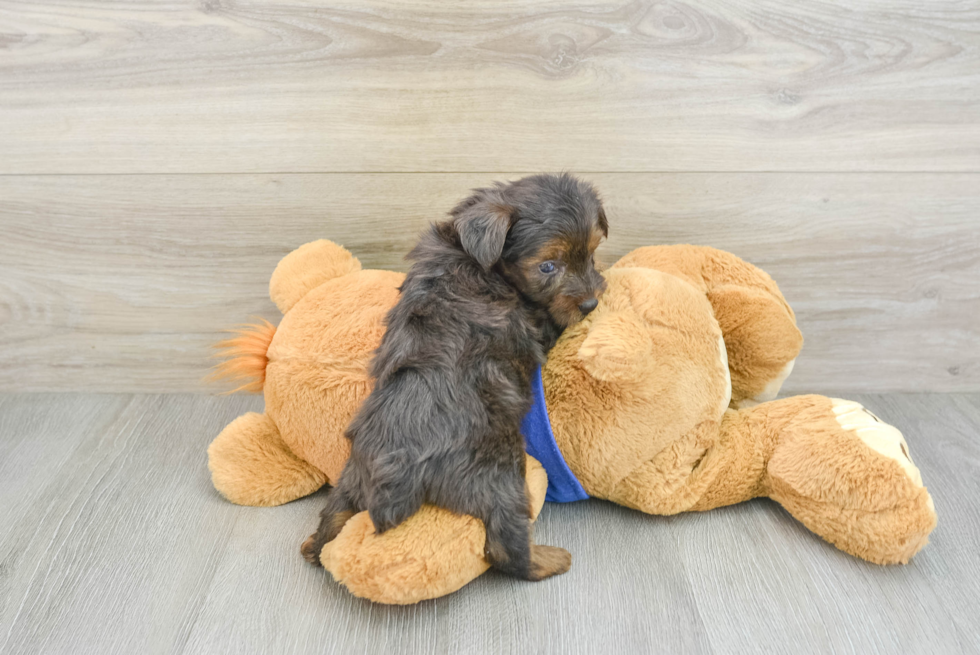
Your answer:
[0,0,978,173]
[0,393,258,655]
[0,392,977,654]
[1,172,977,393]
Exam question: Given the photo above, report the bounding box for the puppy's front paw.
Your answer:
[301,534,324,567]
[528,545,572,581]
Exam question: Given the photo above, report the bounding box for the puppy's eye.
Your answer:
[539,261,556,274]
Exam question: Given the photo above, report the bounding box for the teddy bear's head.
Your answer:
[541,266,733,502]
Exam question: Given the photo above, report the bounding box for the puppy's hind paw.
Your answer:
[301,534,324,567]
[528,545,572,581]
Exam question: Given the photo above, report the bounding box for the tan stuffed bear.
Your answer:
[208,240,936,604]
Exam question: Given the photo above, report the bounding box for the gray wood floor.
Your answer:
[0,393,977,655]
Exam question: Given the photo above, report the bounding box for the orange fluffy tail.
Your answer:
[208,318,277,394]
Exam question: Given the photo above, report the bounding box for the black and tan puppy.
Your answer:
[302,173,607,581]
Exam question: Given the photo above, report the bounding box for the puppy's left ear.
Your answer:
[451,189,514,269]
[597,206,609,238]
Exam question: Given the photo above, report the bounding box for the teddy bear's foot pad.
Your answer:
[831,399,927,493]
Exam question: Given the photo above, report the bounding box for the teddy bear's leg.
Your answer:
[208,412,328,507]
[759,396,936,564]
[318,455,550,604]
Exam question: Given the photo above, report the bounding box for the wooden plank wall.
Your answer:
[1,0,978,393]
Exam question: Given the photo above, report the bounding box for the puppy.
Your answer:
[301,173,607,581]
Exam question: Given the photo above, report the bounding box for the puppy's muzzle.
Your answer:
[578,298,598,315]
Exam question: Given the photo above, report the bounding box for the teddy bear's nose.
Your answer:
[579,298,598,315]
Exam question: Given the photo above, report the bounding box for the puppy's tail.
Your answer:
[208,318,277,394]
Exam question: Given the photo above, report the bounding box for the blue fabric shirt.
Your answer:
[520,365,589,503]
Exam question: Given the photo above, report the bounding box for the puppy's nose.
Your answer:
[579,298,598,315]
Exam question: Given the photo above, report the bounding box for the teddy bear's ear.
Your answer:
[577,310,653,382]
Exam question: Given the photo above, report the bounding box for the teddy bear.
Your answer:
[208,240,937,604]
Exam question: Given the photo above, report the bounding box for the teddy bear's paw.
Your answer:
[737,358,796,409]
[830,399,928,500]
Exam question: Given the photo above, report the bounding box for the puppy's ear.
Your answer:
[451,189,514,269]
[597,206,609,238]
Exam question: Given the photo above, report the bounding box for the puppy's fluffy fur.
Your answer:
[302,173,607,580]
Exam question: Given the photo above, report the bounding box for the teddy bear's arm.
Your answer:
[707,283,802,407]
[611,245,802,406]
[269,240,362,314]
